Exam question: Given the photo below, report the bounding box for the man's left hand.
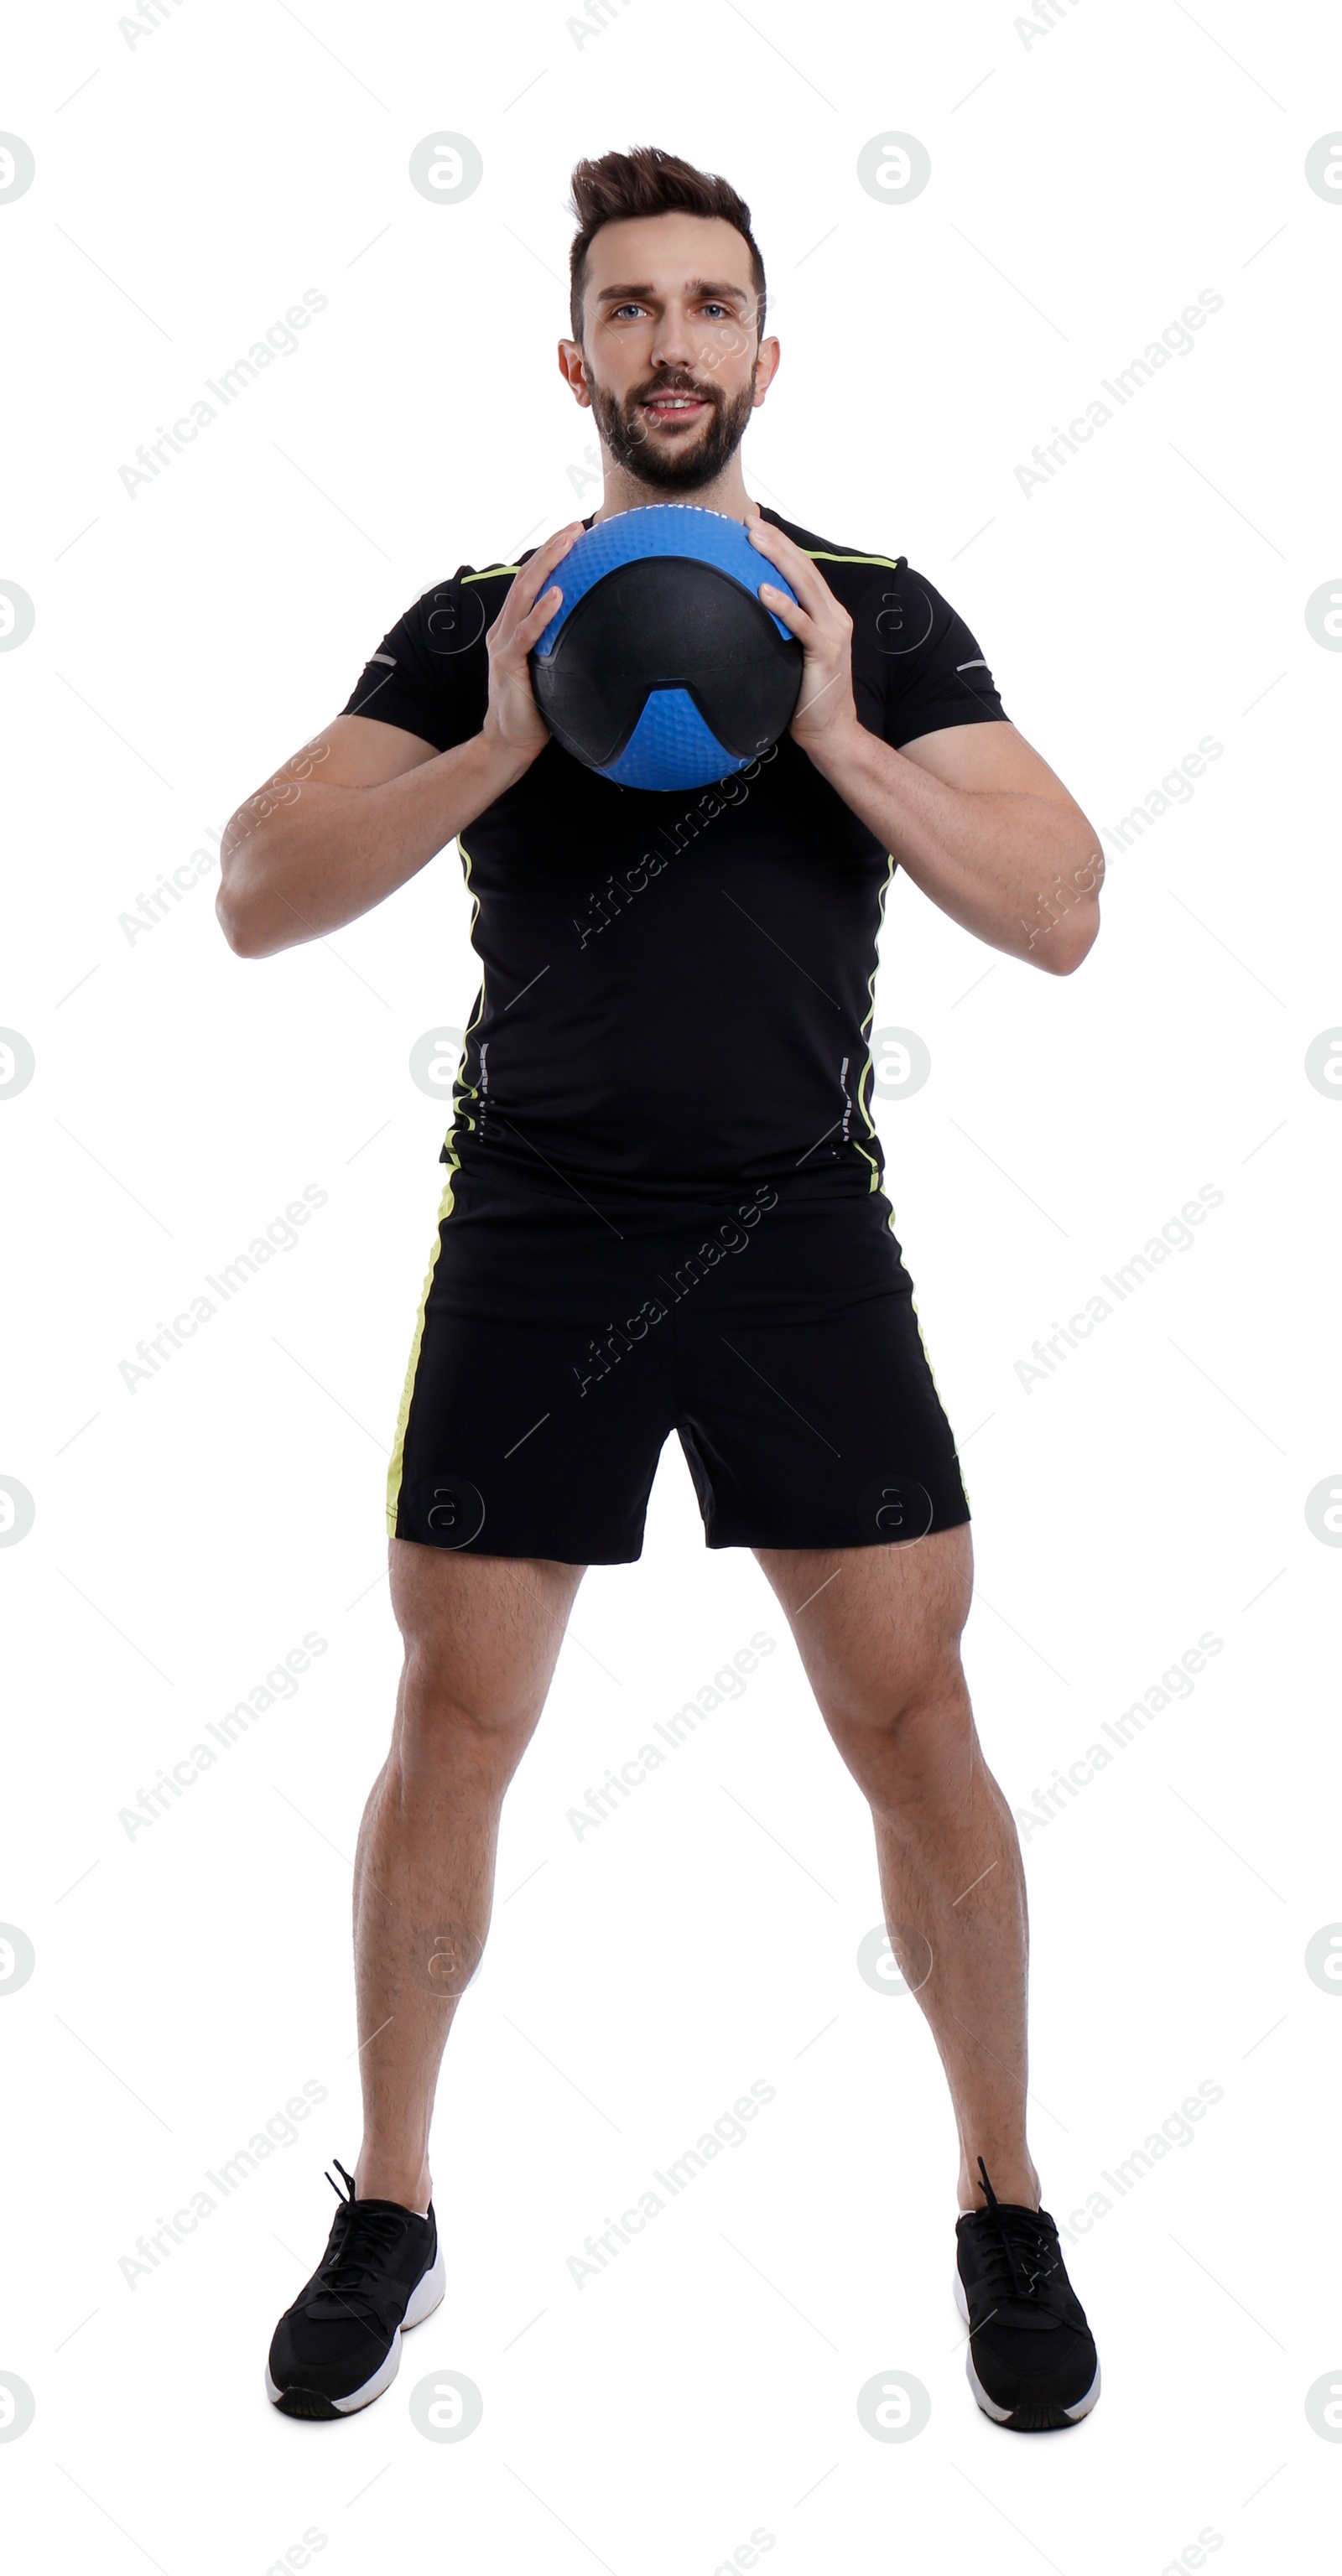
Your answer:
[746,513,860,759]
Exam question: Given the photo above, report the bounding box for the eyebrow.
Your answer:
[593,278,751,308]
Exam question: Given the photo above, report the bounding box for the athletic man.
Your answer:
[219,146,1105,2432]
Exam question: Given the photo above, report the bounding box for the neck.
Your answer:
[591,456,760,526]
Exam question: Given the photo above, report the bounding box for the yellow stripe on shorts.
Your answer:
[385,1158,460,1535]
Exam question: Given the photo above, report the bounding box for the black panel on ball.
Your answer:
[531,558,804,770]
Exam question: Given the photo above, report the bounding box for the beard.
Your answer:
[586,366,757,493]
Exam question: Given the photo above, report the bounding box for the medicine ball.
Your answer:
[528,504,804,792]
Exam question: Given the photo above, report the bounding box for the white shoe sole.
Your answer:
[266,2239,447,2416]
[953,2267,1100,2425]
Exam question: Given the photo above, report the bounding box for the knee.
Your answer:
[827,1659,973,1797]
[395,1645,536,1779]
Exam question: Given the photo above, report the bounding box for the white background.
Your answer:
[3,2,1340,2569]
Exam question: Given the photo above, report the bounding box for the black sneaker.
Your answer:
[954,2158,1100,2430]
[265,2159,445,2418]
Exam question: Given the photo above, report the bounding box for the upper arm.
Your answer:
[899,718,1084,813]
[221,709,440,860]
[901,718,1102,975]
[290,709,441,791]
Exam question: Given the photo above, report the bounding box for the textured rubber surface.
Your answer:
[603,684,750,790]
[529,504,803,787]
[529,501,798,654]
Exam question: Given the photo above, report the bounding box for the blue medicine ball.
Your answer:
[528,504,804,792]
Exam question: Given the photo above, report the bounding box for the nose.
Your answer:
[647,304,699,376]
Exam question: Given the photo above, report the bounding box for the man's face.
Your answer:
[560,211,779,492]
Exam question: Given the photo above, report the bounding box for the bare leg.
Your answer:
[755,1528,1039,2211]
[351,1540,585,2211]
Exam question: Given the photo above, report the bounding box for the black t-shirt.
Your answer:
[342,507,1008,1197]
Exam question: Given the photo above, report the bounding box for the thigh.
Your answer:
[752,1524,974,1723]
[389,1538,585,1730]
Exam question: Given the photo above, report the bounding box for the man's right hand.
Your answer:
[481,521,584,759]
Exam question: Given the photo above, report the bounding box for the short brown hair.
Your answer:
[567,145,766,344]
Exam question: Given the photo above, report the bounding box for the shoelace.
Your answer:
[969,2156,1059,2305]
[314,2158,419,2314]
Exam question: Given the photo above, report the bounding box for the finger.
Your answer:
[487,584,560,657]
[504,523,582,624]
[531,518,583,564]
[514,583,565,646]
[756,580,812,640]
[749,521,832,615]
[503,551,571,633]
[487,580,564,657]
[747,518,804,565]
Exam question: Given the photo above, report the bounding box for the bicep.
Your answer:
[273,710,441,795]
[898,719,1080,809]
[222,713,442,875]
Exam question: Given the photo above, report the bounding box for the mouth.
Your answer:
[639,392,712,428]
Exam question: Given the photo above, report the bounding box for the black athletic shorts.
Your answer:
[386,1157,970,1564]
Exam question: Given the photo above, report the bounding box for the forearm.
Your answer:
[217,729,534,958]
[807,722,1104,972]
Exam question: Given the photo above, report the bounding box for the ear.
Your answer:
[752,335,781,405]
[557,338,591,407]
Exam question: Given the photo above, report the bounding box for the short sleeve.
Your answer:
[340,569,490,753]
[878,563,1009,748]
